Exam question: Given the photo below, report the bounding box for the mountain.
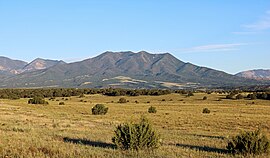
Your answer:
[0,57,65,81]
[236,69,270,80]
[0,56,27,77]
[21,58,65,72]
[0,51,261,89]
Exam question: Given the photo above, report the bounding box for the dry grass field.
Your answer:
[0,93,269,158]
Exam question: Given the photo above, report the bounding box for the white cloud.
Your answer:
[243,10,270,31]
[180,43,246,53]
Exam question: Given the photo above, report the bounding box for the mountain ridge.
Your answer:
[0,51,265,88]
[236,69,270,80]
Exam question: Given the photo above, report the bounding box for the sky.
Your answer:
[0,0,270,74]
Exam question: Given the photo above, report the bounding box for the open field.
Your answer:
[0,93,270,158]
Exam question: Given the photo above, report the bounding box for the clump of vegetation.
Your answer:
[187,92,194,97]
[202,108,210,114]
[59,102,65,105]
[112,117,160,151]
[226,94,235,99]
[236,94,244,100]
[118,98,127,103]
[92,104,108,115]
[146,101,150,103]
[28,97,48,105]
[227,129,270,156]
[148,106,157,113]
[247,93,257,100]
[161,99,166,101]
[79,94,85,98]
[203,96,207,100]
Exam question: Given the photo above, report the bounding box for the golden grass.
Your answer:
[0,93,269,157]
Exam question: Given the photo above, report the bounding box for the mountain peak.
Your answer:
[0,57,27,73]
[22,58,65,72]
[236,69,270,80]
[0,52,262,88]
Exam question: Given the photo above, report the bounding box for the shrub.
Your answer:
[202,108,210,114]
[226,94,234,99]
[236,94,244,100]
[148,106,157,113]
[112,117,160,150]
[28,97,48,105]
[203,96,207,100]
[118,98,127,103]
[247,94,257,100]
[187,92,194,97]
[79,94,85,98]
[59,102,65,105]
[161,99,166,101]
[92,104,108,115]
[227,129,270,155]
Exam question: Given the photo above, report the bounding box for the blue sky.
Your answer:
[0,0,270,74]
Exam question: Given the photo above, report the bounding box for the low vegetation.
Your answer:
[118,98,127,103]
[92,104,108,115]
[0,89,269,157]
[202,108,210,114]
[28,97,48,104]
[112,117,160,150]
[227,129,270,156]
[59,102,65,105]
[148,106,157,113]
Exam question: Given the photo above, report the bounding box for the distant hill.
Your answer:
[0,57,64,80]
[0,51,261,89]
[236,69,270,80]
[0,57,27,80]
[21,58,65,73]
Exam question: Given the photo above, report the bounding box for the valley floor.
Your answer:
[0,93,269,157]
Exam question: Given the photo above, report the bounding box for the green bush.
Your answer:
[118,98,127,103]
[203,96,207,100]
[79,94,85,98]
[247,94,257,100]
[202,108,210,114]
[187,92,194,97]
[227,129,270,155]
[226,94,234,99]
[236,94,244,100]
[148,106,157,113]
[92,104,108,115]
[59,102,65,105]
[28,97,48,105]
[112,117,160,151]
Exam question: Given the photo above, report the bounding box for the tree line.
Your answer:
[0,88,172,99]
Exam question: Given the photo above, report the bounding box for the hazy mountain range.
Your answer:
[236,69,270,81]
[0,51,267,89]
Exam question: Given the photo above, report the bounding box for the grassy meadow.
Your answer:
[0,93,270,157]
